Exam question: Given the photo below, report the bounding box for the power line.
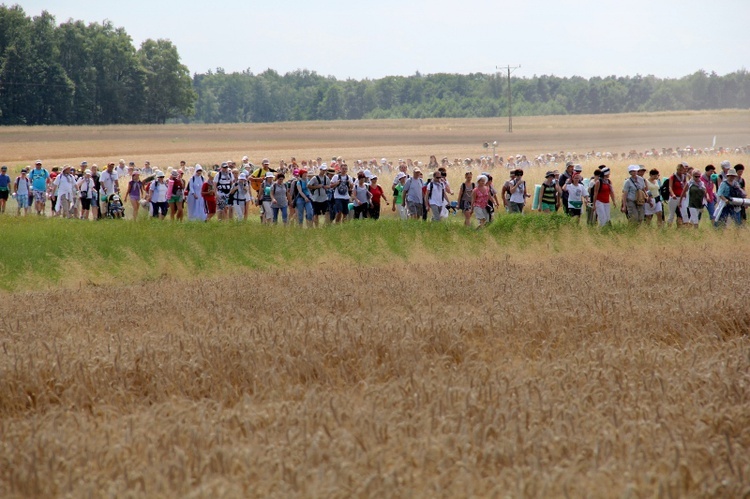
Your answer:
[496,65,520,133]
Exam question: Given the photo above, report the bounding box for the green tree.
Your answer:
[138,39,195,123]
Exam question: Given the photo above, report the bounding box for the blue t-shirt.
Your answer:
[0,173,10,190]
[297,179,311,198]
[29,168,49,191]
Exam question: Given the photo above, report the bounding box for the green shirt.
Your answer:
[394,183,404,205]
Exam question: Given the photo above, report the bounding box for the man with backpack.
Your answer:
[425,171,449,221]
[402,168,425,219]
[308,164,330,226]
[330,163,353,223]
[28,160,50,215]
[13,168,31,216]
[621,164,647,224]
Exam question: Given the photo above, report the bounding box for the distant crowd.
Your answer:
[0,154,746,229]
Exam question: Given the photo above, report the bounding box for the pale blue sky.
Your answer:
[12,0,750,79]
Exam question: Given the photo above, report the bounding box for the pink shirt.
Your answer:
[474,186,490,208]
[700,174,716,203]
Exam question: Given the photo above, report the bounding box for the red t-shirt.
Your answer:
[596,181,611,203]
[369,185,384,204]
[670,174,685,197]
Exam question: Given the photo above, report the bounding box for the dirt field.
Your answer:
[1,112,749,497]
[1,110,748,168]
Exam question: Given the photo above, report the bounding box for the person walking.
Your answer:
[77,169,97,220]
[148,171,169,219]
[563,174,589,220]
[53,165,78,218]
[457,171,475,226]
[124,171,145,220]
[644,169,663,226]
[0,166,11,214]
[471,174,491,228]
[308,164,330,226]
[293,169,314,226]
[680,169,707,228]
[352,172,371,219]
[592,167,616,226]
[13,168,31,216]
[186,165,207,222]
[621,165,647,224]
[666,162,688,227]
[270,173,290,225]
[402,168,425,219]
[367,175,388,220]
[425,170,448,221]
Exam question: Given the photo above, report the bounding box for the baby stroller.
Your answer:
[106,194,125,219]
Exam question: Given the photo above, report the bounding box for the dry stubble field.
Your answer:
[1,111,749,497]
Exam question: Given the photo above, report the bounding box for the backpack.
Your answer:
[659,176,671,201]
[289,179,299,202]
[336,175,349,196]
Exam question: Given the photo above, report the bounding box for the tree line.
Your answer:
[0,5,194,125]
[2,5,749,126]
[192,68,750,123]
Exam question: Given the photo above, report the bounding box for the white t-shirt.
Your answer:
[150,181,168,203]
[78,177,95,199]
[100,170,119,195]
[509,180,526,203]
[564,183,587,207]
[54,173,77,197]
[15,176,30,196]
[331,174,352,200]
[427,181,446,206]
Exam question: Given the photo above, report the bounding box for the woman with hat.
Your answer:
[201,171,218,221]
[54,165,78,218]
[148,171,169,219]
[715,168,745,226]
[591,167,616,226]
[124,170,145,220]
[167,170,185,221]
[77,169,97,220]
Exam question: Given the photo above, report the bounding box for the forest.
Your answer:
[1,5,748,126]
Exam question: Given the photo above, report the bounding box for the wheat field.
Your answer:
[1,112,750,497]
[1,233,749,497]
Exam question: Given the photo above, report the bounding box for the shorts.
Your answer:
[168,194,183,203]
[151,201,168,217]
[0,190,8,201]
[312,201,328,216]
[508,202,524,213]
[262,201,273,220]
[459,200,472,212]
[474,207,488,220]
[333,198,349,216]
[81,198,92,210]
[204,197,217,214]
[217,193,229,211]
[16,194,29,208]
[644,199,662,216]
[567,207,582,217]
[406,201,424,217]
[33,190,46,203]
[541,202,556,211]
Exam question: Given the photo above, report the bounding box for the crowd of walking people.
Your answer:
[0,154,746,229]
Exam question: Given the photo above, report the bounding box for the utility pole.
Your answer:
[497,65,520,133]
